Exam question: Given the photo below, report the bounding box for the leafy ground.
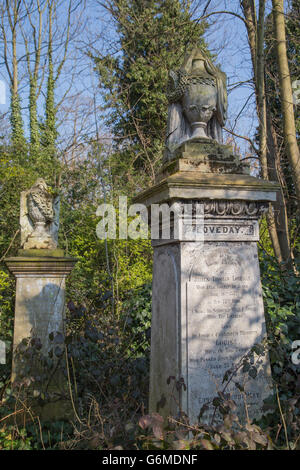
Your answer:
[0,250,299,450]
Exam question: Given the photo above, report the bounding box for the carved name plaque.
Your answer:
[153,219,260,245]
[186,242,272,423]
[183,219,259,241]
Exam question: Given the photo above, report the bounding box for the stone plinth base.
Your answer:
[159,139,250,181]
[5,255,76,421]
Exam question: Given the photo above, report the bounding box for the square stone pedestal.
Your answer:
[135,164,279,424]
[5,253,76,421]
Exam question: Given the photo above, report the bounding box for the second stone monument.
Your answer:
[5,179,76,421]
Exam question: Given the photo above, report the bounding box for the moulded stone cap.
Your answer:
[4,256,77,278]
[133,171,280,207]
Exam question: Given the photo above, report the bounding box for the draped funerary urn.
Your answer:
[134,48,279,424]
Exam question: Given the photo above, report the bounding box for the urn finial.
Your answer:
[166,48,228,157]
[20,179,60,250]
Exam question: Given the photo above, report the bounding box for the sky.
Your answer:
[0,0,277,160]
[199,0,271,154]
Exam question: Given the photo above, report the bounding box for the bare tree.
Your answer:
[272,0,300,203]
[0,0,26,153]
[21,0,49,158]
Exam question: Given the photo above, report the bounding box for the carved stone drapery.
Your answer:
[166,48,228,156]
[20,179,60,250]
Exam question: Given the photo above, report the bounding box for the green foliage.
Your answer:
[93,0,208,183]
[9,92,27,162]
[258,249,300,447]
[66,300,150,409]
[29,78,40,160]
[265,1,300,254]
[40,41,58,169]
[122,282,152,355]
[0,0,299,452]
[0,150,40,368]
[0,426,34,450]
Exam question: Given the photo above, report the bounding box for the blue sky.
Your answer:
[0,0,276,159]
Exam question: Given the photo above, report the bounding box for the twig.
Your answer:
[276,385,289,450]
[194,10,248,27]
[65,346,82,425]
[0,408,25,423]
[224,127,259,154]
[0,229,20,262]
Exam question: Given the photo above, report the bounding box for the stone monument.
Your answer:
[5,179,76,421]
[134,48,279,424]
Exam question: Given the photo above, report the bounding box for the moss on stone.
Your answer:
[18,248,65,258]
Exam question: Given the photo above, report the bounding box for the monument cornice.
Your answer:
[5,257,77,278]
[134,172,280,206]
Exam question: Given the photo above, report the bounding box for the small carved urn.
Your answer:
[20,178,60,250]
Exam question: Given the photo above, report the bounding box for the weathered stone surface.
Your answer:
[201,200,268,217]
[149,200,267,243]
[5,256,76,421]
[134,172,279,207]
[135,174,277,423]
[20,179,60,250]
[18,248,65,258]
[13,278,64,363]
[182,218,260,241]
[5,257,75,275]
[166,49,227,155]
[157,157,249,182]
[159,139,250,180]
[149,244,180,417]
[183,242,272,423]
[135,45,278,428]
[139,177,276,424]
[149,240,272,423]
[5,257,76,378]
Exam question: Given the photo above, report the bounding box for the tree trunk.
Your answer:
[241,0,257,81]
[257,0,268,180]
[266,112,293,267]
[9,1,26,158]
[272,0,300,204]
[241,0,293,266]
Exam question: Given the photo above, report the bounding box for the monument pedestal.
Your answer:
[135,155,279,424]
[5,252,76,421]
